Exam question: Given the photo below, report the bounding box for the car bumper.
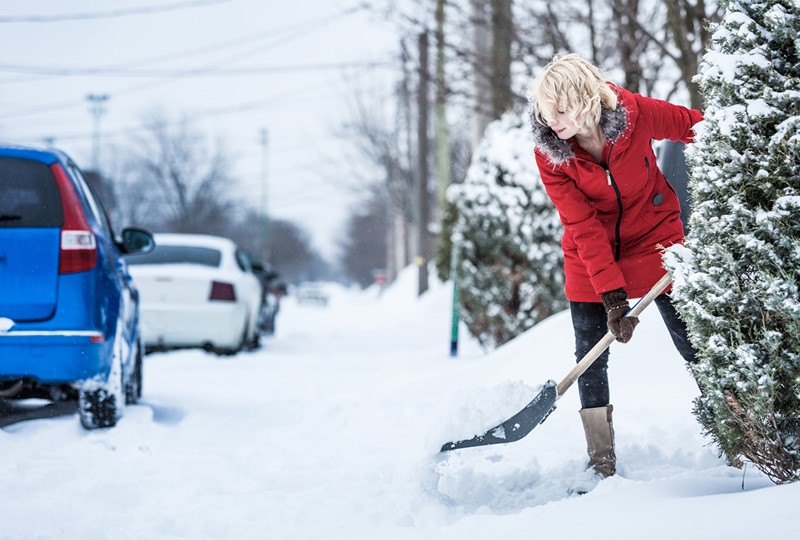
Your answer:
[0,330,107,383]
[139,302,248,349]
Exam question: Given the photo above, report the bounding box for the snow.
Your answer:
[0,317,13,332]
[1,266,799,538]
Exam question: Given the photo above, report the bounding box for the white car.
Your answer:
[295,282,329,306]
[126,233,262,355]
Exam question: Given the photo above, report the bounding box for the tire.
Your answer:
[79,325,125,429]
[125,338,144,405]
[215,318,248,356]
[79,386,120,429]
[247,332,261,351]
[246,319,261,351]
[238,313,254,351]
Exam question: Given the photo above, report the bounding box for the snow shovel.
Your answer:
[440,272,672,452]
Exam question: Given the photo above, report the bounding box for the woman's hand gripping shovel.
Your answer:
[440,273,672,452]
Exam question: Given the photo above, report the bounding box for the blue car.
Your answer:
[0,145,154,429]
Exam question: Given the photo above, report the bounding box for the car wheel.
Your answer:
[79,386,121,429]
[125,338,144,405]
[79,326,125,429]
[246,318,260,351]
[215,318,248,356]
[247,332,261,351]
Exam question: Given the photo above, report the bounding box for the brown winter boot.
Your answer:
[579,405,617,478]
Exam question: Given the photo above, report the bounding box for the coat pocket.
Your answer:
[639,182,681,231]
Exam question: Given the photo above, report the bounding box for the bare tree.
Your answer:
[611,0,644,90]
[340,91,415,224]
[339,189,391,287]
[337,51,422,280]
[122,110,235,233]
[226,208,331,284]
[661,0,720,107]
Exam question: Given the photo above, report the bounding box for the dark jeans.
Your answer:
[570,294,697,409]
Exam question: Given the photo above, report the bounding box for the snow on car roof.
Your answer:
[153,233,238,251]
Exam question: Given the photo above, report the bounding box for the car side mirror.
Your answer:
[120,227,155,255]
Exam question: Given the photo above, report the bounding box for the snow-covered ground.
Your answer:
[1,267,798,539]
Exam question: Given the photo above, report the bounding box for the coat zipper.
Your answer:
[604,143,622,261]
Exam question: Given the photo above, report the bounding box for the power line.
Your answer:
[1,5,363,80]
[0,60,394,78]
[0,57,396,123]
[1,83,336,143]
[0,7,363,86]
[0,0,234,23]
[0,5,380,121]
[0,6,359,86]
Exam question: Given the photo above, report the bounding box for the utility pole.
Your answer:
[86,94,109,171]
[259,128,269,260]
[436,0,458,356]
[416,30,430,297]
[472,0,492,145]
[401,38,415,275]
[435,0,450,226]
[490,0,513,118]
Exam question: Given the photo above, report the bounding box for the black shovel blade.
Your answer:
[440,380,558,452]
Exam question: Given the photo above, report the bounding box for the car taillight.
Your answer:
[209,281,236,301]
[53,163,97,274]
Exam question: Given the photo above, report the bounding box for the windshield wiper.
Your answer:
[0,214,22,221]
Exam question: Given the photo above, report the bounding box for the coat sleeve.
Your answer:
[634,93,704,143]
[535,151,627,295]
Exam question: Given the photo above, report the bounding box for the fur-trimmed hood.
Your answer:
[528,104,628,166]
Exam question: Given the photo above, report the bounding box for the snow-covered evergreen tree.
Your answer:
[447,112,566,348]
[665,0,800,483]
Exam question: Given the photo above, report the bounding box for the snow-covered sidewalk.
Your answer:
[1,269,797,539]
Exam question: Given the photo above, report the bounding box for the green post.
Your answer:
[449,247,459,357]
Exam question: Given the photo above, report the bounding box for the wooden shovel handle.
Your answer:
[555,273,673,397]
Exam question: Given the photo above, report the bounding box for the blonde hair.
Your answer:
[528,53,618,132]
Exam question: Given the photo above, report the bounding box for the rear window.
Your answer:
[0,157,64,228]
[126,245,222,267]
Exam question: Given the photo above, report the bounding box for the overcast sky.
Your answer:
[0,0,400,261]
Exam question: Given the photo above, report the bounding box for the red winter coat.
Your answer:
[531,84,703,302]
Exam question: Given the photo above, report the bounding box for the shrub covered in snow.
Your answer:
[445,112,566,348]
[665,0,800,483]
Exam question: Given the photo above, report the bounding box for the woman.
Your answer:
[528,53,702,479]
